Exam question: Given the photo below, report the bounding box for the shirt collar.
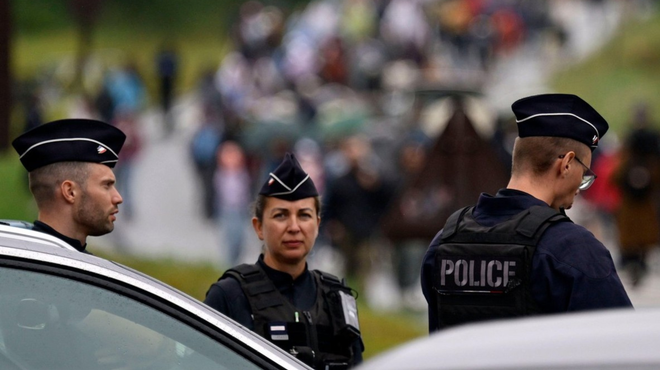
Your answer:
[257,254,311,287]
[473,189,550,223]
[33,220,88,253]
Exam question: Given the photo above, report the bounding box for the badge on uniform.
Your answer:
[436,256,522,294]
[269,322,289,341]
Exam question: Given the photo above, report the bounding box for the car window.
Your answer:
[0,266,261,370]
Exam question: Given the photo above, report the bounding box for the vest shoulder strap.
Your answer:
[313,270,344,288]
[223,264,283,310]
[440,206,474,241]
[515,205,571,241]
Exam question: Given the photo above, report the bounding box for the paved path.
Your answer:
[94,96,263,265]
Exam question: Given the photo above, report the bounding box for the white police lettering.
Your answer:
[440,259,517,288]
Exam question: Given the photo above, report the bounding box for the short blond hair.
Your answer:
[511,136,590,177]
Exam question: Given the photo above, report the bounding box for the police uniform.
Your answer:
[204,153,363,369]
[12,118,126,253]
[421,94,633,332]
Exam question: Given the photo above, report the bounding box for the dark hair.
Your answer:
[252,195,322,222]
[29,162,91,208]
[512,136,589,176]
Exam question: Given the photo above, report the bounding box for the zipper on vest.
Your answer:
[303,310,319,364]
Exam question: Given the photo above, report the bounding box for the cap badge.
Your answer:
[97,145,107,154]
[592,135,598,145]
[268,178,274,186]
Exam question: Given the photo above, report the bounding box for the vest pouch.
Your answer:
[326,290,360,341]
[291,346,315,367]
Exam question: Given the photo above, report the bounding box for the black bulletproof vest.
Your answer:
[432,205,570,330]
[223,264,358,369]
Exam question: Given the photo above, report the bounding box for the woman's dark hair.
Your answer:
[252,195,322,222]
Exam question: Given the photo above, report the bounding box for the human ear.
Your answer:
[252,217,264,240]
[60,180,77,204]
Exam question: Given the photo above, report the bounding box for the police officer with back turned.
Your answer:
[421,94,633,332]
[205,153,363,369]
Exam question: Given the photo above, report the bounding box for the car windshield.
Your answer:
[0,266,261,370]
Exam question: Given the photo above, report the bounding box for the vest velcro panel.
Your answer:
[434,205,570,329]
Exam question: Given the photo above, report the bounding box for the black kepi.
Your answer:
[12,118,126,172]
[259,152,318,201]
[512,93,609,151]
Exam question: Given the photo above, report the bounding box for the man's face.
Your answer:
[74,164,123,237]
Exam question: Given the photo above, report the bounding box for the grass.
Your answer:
[552,12,660,135]
[96,250,427,360]
[0,151,36,221]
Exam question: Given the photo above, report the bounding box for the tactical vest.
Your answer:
[432,205,570,330]
[223,264,360,370]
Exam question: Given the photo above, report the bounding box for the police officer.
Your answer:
[205,152,364,369]
[12,119,126,253]
[421,94,633,332]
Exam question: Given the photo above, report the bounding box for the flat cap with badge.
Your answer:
[259,152,318,201]
[12,118,126,172]
[512,93,609,151]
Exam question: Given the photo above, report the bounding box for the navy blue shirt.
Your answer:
[421,189,633,332]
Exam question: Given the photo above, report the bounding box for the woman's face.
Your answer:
[253,197,320,266]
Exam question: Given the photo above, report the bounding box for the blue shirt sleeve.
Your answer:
[204,277,255,329]
[531,223,633,312]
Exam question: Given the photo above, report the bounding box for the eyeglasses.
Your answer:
[558,154,597,190]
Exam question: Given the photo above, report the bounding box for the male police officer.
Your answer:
[205,153,363,369]
[421,94,633,332]
[12,118,126,253]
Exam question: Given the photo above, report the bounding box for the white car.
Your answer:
[356,307,658,370]
[0,223,311,370]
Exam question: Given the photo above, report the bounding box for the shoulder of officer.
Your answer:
[536,221,615,279]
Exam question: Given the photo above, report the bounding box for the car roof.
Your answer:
[0,223,78,251]
[357,308,660,370]
[0,224,309,370]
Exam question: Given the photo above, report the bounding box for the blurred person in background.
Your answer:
[156,43,179,135]
[190,106,223,220]
[421,94,632,332]
[11,119,126,254]
[214,140,252,266]
[613,102,660,286]
[324,135,396,288]
[111,109,143,222]
[387,132,432,309]
[105,60,146,119]
[205,153,364,369]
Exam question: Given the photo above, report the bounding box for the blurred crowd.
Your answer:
[580,102,660,289]
[16,0,659,309]
[184,0,590,308]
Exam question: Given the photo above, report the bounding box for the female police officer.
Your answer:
[205,153,363,369]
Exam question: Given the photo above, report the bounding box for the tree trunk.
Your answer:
[0,0,11,150]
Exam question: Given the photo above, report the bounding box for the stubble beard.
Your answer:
[76,190,114,237]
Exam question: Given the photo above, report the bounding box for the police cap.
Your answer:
[12,119,126,172]
[259,152,318,201]
[512,94,609,151]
